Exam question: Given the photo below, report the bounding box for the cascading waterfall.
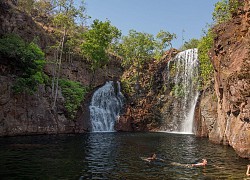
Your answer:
[164,48,199,133]
[89,81,125,132]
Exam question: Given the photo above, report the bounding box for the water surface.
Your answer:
[0,132,248,179]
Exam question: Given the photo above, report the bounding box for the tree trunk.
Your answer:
[53,28,66,108]
[51,46,60,98]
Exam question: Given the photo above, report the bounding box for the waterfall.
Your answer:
[89,81,125,132]
[164,49,199,133]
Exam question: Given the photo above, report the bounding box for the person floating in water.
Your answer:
[246,165,250,176]
[171,158,207,168]
[191,159,207,167]
[144,153,165,162]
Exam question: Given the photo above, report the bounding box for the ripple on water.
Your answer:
[0,133,248,179]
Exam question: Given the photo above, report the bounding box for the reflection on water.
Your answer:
[0,133,248,179]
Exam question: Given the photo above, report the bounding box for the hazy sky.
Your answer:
[84,0,219,48]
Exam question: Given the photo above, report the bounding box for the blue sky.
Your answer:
[84,0,219,48]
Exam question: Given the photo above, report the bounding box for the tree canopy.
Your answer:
[81,19,121,71]
[212,0,241,24]
[197,29,214,85]
[180,38,200,51]
[118,29,176,68]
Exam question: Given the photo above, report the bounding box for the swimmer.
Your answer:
[191,159,207,167]
[144,153,164,162]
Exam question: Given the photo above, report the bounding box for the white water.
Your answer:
[89,81,125,132]
[165,48,199,133]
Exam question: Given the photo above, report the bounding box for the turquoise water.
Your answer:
[0,132,248,179]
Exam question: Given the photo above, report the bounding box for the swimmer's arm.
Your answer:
[246,165,250,176]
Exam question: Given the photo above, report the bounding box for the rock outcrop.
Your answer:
[0,0,54,49]
[196,0,250,159]
[115,49,179,131]
[0,76,86,136]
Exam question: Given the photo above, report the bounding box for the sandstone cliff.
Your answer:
[195,0,250,159]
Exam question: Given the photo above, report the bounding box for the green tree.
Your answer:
[17,0,35,14]
[59,79,89,119]
[0,34,47,93]
[81,19,121,71]
[33,0,54,22]
[180,38,200,51]
[197,29,214,85]
[212,0,241,24]
[118,30,156,95]
[118,29,176,94]
[119,30,155,68]
[51,0,88,108]
[155,30,177,58]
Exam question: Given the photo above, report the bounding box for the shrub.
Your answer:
[59,79,89,120]
[180,38,200,51]
[197,30,214,85]
[0,34,47,93]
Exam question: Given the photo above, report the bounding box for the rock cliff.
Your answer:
[115,49,179,132]
[195,0,250,159]
[0,1,123,136]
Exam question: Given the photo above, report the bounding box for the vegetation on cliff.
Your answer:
[196,0,242,86]
[180,38,199,51]
[197,30,214,85]
[212,0,242,24]
[0,34,48,94]
[117,30,176,96]
[59,79,89,120]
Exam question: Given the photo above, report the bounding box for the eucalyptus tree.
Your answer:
[17,0,35,14]
[197,29,214,85]
[81,19,121,81]
[120,30,155,68]
[180,38,199,51]
[212,0,242,24]
[118,30,155,95]
[118,29,176,95]
[155,30,177,57]
[51,0,87,108]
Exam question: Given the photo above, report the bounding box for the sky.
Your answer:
[84,0,219,48]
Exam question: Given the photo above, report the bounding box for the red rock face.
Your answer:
[208,0,250,159]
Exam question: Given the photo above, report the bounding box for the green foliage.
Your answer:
[180,38,200,51]
[33,0,54,16]
[172,84,185,98]
[59,79,89,119]
[156,30,177,49]
[81,19,121,71]
[197,29,214,84]
[118,29,176,95]
[121,74,137,95]
[118,29,176,67]
[0,34,47,93]
[13,71,48,94]
[118,30,155,68]
[17,0,35,14]
[212,0,241,24]
[52,0,88,30]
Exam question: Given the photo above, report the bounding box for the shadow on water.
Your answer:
[0,132,249,179]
